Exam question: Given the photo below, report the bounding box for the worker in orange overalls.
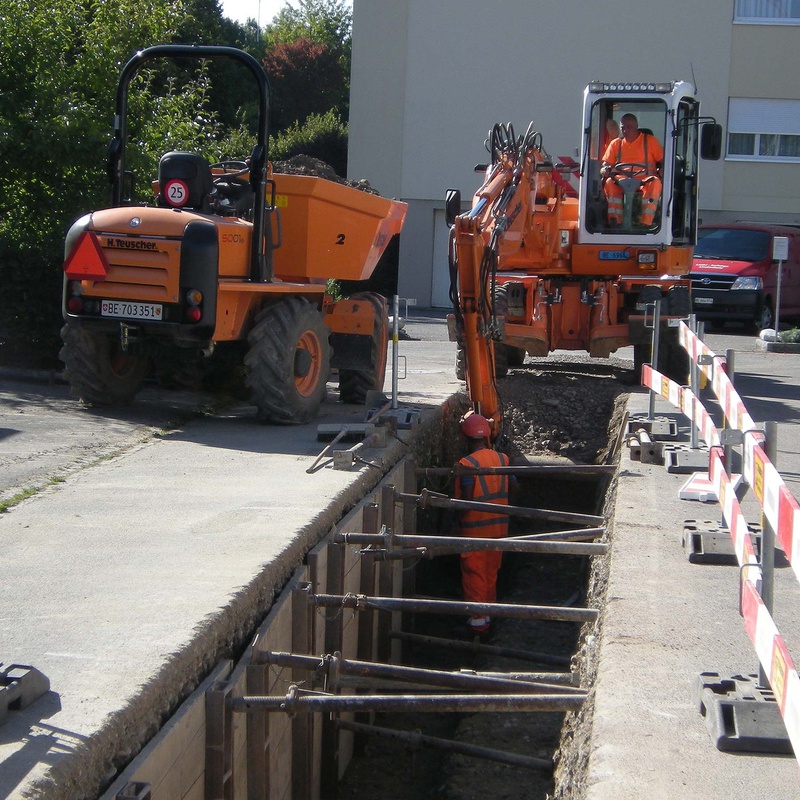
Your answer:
[454,412,515,635]
[601,112,663,227]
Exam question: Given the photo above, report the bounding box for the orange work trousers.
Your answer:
[461,547,503,605]
[604,175,662,226]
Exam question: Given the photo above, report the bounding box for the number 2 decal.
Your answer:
[336,233,346,245]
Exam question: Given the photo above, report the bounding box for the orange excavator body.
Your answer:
[446,82,722,438]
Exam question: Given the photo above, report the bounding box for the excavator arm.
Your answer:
[447,123,559,439]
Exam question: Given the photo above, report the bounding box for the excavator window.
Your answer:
[584,99,667,236]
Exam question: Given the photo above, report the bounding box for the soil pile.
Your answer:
[273,154,380,195]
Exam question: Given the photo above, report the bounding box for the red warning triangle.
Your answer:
[63,231,109,281]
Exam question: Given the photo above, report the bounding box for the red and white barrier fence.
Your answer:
[640,321,800,760]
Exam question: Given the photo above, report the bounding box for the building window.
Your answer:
[735,0,800,22]
[727,98,800,161]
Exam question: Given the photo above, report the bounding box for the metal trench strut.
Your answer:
[336,526,607,560]
[388,629,573,668]
[418,463,616,479]
[336,718,555,773]
[251,649,584,695]
[299,585,598,624]
[230,685,586,715]
[398,487,605,528]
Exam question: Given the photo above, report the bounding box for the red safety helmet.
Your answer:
[460,413,491,439]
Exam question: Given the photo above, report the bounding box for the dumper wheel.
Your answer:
[632,285,689,385]
[59,323,150,406]
[245,296,331,424]
[338,292,389,405]
[456,341,517,380]
[455,346,466,380]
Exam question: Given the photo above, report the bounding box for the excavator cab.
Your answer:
[578,81,721,251]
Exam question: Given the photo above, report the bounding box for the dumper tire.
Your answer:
[338,292,389,405]
[493,340,509,378]
[59,323,150,406]
[455,345,466,380]
[245,296,331,424]
[631,285,662,383]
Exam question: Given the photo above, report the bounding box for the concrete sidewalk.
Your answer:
[586,344,800,799]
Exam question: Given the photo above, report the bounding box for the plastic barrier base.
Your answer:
[693,672,792,754]
[679,472,743,503]
[666,445,710,474]
[683,519,761,564]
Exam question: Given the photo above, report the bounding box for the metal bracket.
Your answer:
[720,428,744,447]
[333,427,389,470]
[116,783,152,800]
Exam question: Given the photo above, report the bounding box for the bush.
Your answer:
[269,110,348,176]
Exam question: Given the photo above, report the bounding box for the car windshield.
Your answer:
[693,228,770,261]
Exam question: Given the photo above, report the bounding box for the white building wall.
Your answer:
[349,0,732,307]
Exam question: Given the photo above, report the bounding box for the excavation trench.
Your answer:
[331,466,614,800]
[104,362,628,800]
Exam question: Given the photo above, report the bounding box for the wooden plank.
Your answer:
[100,662,232,800]
[291,586,313,799]
[205,680,234,800]
[377,484,397,663]
[246,664,268,800]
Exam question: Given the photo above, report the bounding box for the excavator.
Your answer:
[445,81,722,438]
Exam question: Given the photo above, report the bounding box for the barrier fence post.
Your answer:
[689,314,699,451]
[392,295,400,409]
[647,298,662,420]
[758,421,778,689]
[723,350,736,481]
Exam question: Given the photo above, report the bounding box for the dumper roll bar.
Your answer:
[106,44,273,282]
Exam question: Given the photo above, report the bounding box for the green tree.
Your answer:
[263,0,352,126]
[262,37,346,132]
[0,0,183,364]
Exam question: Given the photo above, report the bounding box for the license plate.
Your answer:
[694,297,713,305]
[101,300,163,320]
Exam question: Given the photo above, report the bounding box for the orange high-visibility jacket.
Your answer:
[602,132,663,176]
[455,448,511,537]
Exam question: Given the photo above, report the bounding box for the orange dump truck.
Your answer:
[60,44,406,423]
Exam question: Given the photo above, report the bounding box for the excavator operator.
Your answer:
[454,412,516,636]
[601,112,663,228]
